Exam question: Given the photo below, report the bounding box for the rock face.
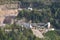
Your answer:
[0,17,5,24]
[0,2,19,26]
[0,9,18,25]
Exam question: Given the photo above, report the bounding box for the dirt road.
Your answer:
[31,29,44,38]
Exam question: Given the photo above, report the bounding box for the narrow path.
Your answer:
[31,29,44,38]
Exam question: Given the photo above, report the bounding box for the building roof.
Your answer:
[16,22,48,28]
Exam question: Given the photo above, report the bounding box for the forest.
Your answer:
[17,8,60,29]
[18,0,60,29]
[0,24,60,40]
[0,0,60,40]
[0,24,44,40]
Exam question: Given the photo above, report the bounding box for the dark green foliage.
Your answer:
[17,2,60,29]
[44,31,60,40]
[0,0,60,40]
[0,24,41,40]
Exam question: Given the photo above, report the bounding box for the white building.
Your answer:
[47,22,50,29]
[28,7,33,11]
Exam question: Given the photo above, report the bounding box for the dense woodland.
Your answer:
[0,24,43,40]
[0,24,60,40]
[0,0,60,40]
[17,0,60,29]
[17,8,60,29]
[17,0,60,40]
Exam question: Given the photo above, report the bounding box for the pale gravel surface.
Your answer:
[31,29,44,38]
